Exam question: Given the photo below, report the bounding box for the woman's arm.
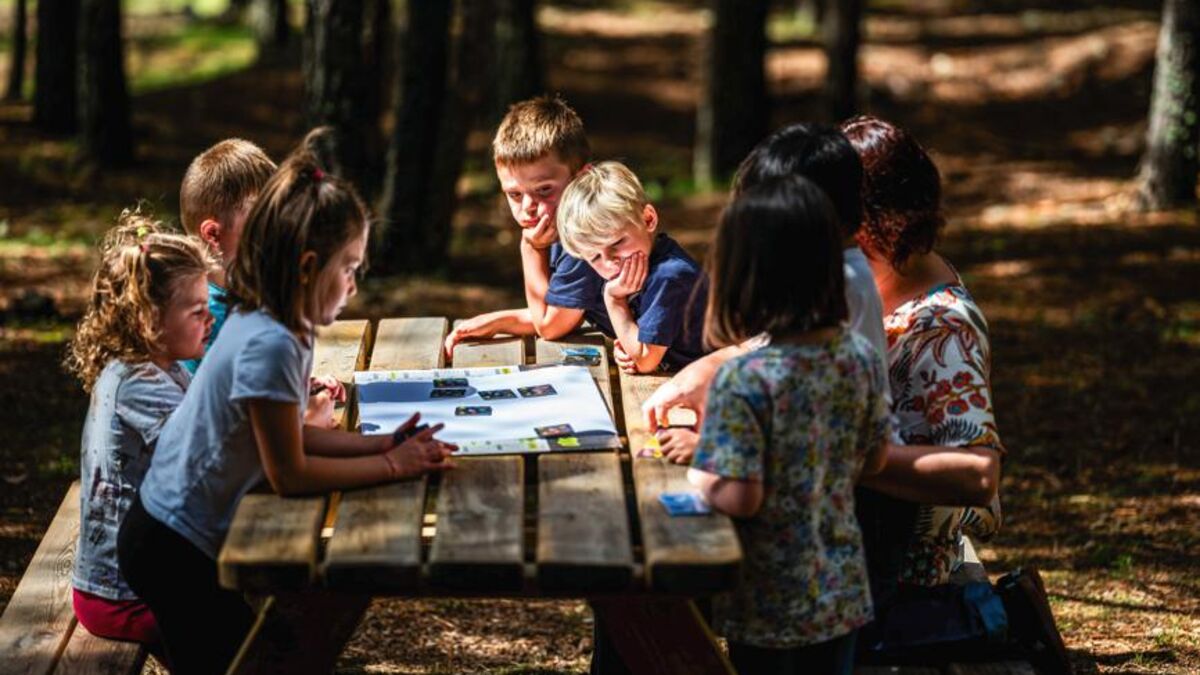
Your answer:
[249,400,452,496]
[858,443,1000,506]
[687,468,763,518]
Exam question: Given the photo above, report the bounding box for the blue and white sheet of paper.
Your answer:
[354,364,620,455]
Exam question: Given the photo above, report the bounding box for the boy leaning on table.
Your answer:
[443,94,608,357]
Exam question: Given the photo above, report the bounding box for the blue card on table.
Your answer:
[659,491,711,516]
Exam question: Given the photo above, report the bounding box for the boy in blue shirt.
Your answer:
[444,95,611,356]
[555,161,709,373]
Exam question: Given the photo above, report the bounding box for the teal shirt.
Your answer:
[181,281,229,374]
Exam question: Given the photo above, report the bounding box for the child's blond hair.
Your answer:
[492,94,590,171]
[66,211,215,391]
[556,161,648,259]
[179,138,277,235]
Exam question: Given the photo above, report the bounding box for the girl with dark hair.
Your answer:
[118,144,456,674]
[688,175,890,675]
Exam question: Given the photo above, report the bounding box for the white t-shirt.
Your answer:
[140,308,312,559]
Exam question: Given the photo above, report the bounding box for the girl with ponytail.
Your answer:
[66,209,215,663]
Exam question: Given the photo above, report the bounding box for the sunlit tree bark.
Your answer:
[1137,0,1199,210]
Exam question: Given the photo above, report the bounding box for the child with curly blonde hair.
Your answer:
[65,210,215,661]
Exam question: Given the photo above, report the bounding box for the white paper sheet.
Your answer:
[354,364,619,455]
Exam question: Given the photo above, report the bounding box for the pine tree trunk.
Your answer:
[492,0,542,122]
[78,0,133,166]
[695,0,769,182]
[255,0,290,53]
[34,0,78,133]
[1137,0,1200,211]
[824,0,861,122]
[375,0,453,274]
[4,0,27,101]
[303,0,372,192]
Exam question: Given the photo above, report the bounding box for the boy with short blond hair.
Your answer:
[444,95,609,356]
[178,138,276,373]
[557,161,709,373]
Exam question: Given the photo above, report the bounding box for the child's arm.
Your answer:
[520,239,586,339]
[858,444,1000,506]
[687,468,763,518]
[603,252,667,373]
[444,308,537,357]
[248,400,452,496]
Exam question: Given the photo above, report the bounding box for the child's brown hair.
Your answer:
[492,94,590,171]
[226,145,369,335]
[66,210,215,391]
[179,138,277,235]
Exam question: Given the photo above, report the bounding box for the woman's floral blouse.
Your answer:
[692,330,890,648]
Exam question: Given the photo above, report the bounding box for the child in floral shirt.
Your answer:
[688,175,890,675]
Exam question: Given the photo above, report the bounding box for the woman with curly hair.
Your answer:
[64,210,215,665]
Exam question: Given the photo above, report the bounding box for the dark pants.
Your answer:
[118,496,255,675]
[728,631,857,675]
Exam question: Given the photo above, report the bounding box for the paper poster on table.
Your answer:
[354,364,620,455]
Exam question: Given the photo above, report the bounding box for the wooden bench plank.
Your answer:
[217,494,327,592]
[536,453,633,592]
[535,334,614,415]
[321,318,450,591]
[618,371,742,593]
[312,319,373,430]
[0,482,81,675]
[428,456,525,591]
[592,599,735,675]
[54,624,146,675]
[946,662,1037,675]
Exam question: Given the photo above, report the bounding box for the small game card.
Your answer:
[433,377,468,388]
[455,406,492,416]
[636,436,663,459]
[430,388,467,399]
[535,423,574,438]
[659,491,712,516]
[562,347,601,366]
[479,389,517,400]
[519,384,557,398]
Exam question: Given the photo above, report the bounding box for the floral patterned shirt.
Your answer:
[866,281,1004,588]
[692,330,890,648]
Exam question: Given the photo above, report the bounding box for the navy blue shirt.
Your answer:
[544,242,614,335]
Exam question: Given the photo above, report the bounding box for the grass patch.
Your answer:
[128,22,258,94]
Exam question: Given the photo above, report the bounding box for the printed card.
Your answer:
[535,423,574,438]
[659,491,712,516]
[433,378,469,388]
[455,406,492,416]
[518,384,557,398]
[430,388,467,399]
[479,389,517,400]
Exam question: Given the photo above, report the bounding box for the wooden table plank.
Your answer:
[217,494,326,592]
[312,319,373,430]
[535,334,614,415]
[55,624,146,675]
[618,371,742,593]
[428,456,525,591]
[536,453,634,592]
[0,482,81,675]
[450,324,526,368]
[322,318,449,591]
[372,317,449,370]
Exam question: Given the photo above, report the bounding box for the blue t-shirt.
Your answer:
[181,280,229,374]
[543,242,613,335]
[140,309,312,559]
[626,234,710,369]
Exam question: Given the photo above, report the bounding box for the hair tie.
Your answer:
[140,242,149,253]
[313,168,325,182]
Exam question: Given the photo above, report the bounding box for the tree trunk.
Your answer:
[823,0,862,122]
[78,0,133,166]
[4,0,27,101]
[303,0,372,192]
[1137,0,1200,211]
[695,0,769,183]
[255,0,290,53]
[492,0,542,122]
[360,0,391,197]
[375,0,453,274]
[34,0,78,133]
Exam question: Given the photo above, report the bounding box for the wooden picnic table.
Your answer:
[215,317,744,674]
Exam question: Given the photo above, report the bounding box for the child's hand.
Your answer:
[309,375,346,403]
[613,341,638,374]
[304,390,338,429]
[444,317,491,358]
[383,420,457,479]
[520,213,558,250]
[604,252,647,301]
[657,427,699,465]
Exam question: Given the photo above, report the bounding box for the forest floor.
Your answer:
[1,1,1198,673]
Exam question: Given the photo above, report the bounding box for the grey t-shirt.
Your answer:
[140,309,312,559]
[74,360,189,600]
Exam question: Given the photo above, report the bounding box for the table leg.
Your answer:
[227,591,371,675]
[591,598,735,675]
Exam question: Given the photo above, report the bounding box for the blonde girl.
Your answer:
[117,145,455,675]
[66,211,214,660]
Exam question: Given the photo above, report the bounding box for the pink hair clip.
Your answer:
[313,168,325,182]
[140,242,149,253]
